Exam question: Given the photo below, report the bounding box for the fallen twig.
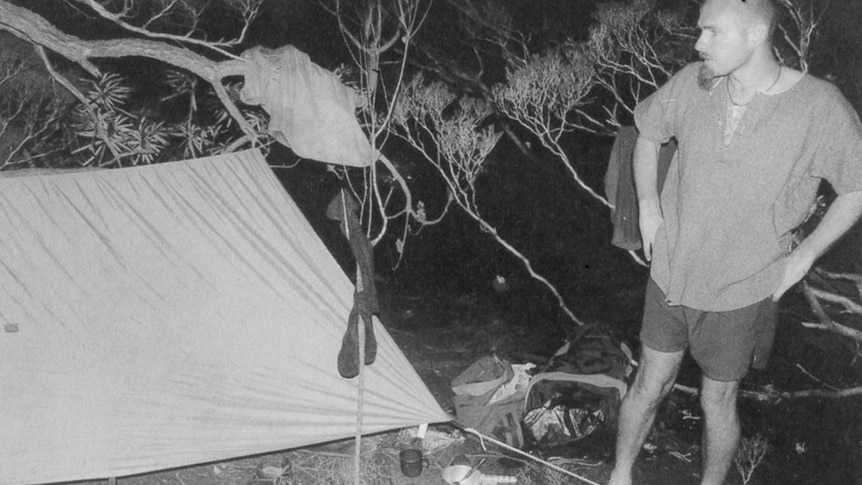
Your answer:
[671,381,862,403]
[795,363,840,391]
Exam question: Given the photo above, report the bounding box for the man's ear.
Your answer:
[748,22,769,47]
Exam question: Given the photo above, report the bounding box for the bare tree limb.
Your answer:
[672,381,862,403]
[808,286,862,317]
[782,386,862,399]
[70,0,255,59]
[800,281,862,343]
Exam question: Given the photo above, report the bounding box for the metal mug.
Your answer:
[399,448,428,477]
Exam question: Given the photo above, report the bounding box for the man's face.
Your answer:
[694,0,755,79]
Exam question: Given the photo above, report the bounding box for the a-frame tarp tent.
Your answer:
[0,150,450,485]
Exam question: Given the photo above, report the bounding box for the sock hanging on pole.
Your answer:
[327,188,379,378]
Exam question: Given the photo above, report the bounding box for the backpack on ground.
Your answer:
[522,324,633,449]
[451,356,528,449]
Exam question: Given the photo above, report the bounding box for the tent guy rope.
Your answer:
[461,427,602,485]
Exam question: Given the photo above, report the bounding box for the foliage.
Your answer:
[0,34,71,169]
[774,0,826,73]
[0,63,67,169]
[392,75,501,206]
[492,47,612,210]
[493,48,596,132]
[56,71,267,168]
[735,434,769,485]
[391,75,584,324]
[479,1,695,267]
[585,0,696,124]
[68,73,160,166]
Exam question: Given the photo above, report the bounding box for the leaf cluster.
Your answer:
[62,70,268,167]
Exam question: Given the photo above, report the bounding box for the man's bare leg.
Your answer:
[607,346,684,485]
[699,375,741,485]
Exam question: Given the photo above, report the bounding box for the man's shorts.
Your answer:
[640,279,777,381]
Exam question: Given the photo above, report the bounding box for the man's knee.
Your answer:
[630,368,674,402]
[700,376,740,415]
[630,346,683,402]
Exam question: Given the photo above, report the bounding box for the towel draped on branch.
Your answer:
[240,45,376,167]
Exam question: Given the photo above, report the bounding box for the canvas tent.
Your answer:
[0,150,450,485]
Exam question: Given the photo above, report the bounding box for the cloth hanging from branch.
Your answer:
[327,189,379,378]
[240,45,376,167]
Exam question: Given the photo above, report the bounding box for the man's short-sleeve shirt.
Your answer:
[634,62,862,311]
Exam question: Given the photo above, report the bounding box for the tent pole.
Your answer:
[353,265,366,485]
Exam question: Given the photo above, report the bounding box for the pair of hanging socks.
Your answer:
[337,309,377,378]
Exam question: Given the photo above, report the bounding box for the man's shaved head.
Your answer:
[742,0,779,38]
[702,0,779,39]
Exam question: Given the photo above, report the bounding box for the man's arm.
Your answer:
[773,190,862,300]
[634,136,663,261]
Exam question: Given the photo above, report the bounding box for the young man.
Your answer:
[608,0,862,484]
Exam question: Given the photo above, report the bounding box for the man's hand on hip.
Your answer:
[773,191,862,301]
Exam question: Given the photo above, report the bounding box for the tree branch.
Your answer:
[800,281,862,343]
[0,1,250,133]
[71,0,249,59]
[672,381,862,403]
[34,45,121,163]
